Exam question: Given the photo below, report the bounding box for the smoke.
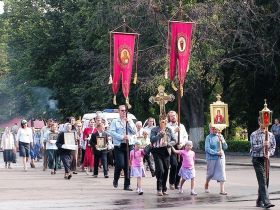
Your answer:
[28,87,60,119]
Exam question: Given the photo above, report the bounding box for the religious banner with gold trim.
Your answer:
[112,32,137,107]
[169,21,194,91]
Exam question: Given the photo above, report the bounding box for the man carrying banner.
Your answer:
[150,115,176,196]
[250,115,276,208]
[167,110,188,190]
[109,105,136,191]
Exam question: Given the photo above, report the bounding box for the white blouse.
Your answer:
[1,133,15,150]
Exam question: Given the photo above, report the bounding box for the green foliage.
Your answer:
[0,0,279,132]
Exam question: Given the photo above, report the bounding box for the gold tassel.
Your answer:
[113,95,117,105]
[108,74,113,84]
[125,98,132,109]
[164,69,168,79]
[133,73,137,84]
[180,84,184,97]
[171,81,178,91]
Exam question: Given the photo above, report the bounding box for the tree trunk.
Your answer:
[181,81,205,149]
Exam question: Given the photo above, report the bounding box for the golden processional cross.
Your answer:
[149,85,175,118]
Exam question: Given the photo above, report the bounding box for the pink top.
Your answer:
[130,149,145,167]
[179,150,195,169]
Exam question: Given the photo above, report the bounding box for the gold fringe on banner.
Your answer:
[125,98,132,109]
[113,95,117,105]
[180,84,184,97]
[164,69,168,79]
[108,74,113,84]
[171,81,178,91]
[133,72,137,84]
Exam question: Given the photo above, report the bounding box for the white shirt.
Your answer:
[44,130,58,150]
[1,133,15,150]
[16,127,33,144]
[167,122,188,145]
[40,126,51,146]
[143,125,155,137]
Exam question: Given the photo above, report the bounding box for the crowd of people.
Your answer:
[0,107,278,208]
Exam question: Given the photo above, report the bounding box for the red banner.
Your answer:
[112,33,136,100]
[169,21,193,85]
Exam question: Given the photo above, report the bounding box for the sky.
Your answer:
[0,1,3,14]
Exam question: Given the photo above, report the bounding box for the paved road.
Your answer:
[0,154,279,210]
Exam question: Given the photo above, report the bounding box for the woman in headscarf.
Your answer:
[204,125,228,195]
[1,127,16,168]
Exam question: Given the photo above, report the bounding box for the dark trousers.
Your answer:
[94,151,108,176]
[61,152,72,173]
[80,149,85,165]
[114,144,133,188]
[169,153,178,186]
[252,157,271,205]
[70,150,77,172]
[144,154,155,172]
[46,149,57,170]
[152,147,170,192]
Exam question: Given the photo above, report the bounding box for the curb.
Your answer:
[196,159,280,168]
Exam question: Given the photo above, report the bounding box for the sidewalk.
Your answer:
[195,150,280,168]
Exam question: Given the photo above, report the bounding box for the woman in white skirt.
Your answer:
[130,141,146,195]
[1,127,16,168]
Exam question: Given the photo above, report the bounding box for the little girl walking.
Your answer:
[171,140,197,195]
[130,141,146,195]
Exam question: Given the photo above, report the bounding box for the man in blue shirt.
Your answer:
[108,105,136,191]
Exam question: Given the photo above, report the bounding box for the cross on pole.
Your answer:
[149,85,175,119]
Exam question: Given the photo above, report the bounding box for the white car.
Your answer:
[82,109,137,129]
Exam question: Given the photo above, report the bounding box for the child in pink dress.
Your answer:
[172,140,197,195]
[130,141,146,195]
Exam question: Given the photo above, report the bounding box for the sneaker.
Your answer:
[264,203,275,209]
[191,191,198,195]
[138,189,143,195]
[113,180,118,188]
[124,186,133,191]
[163,191,169,195]
[178,187,183,194]
[92,175,98,178]
[169,184,175,190]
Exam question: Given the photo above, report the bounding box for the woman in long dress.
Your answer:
[204,126,228,195]
[83,119,95,174]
